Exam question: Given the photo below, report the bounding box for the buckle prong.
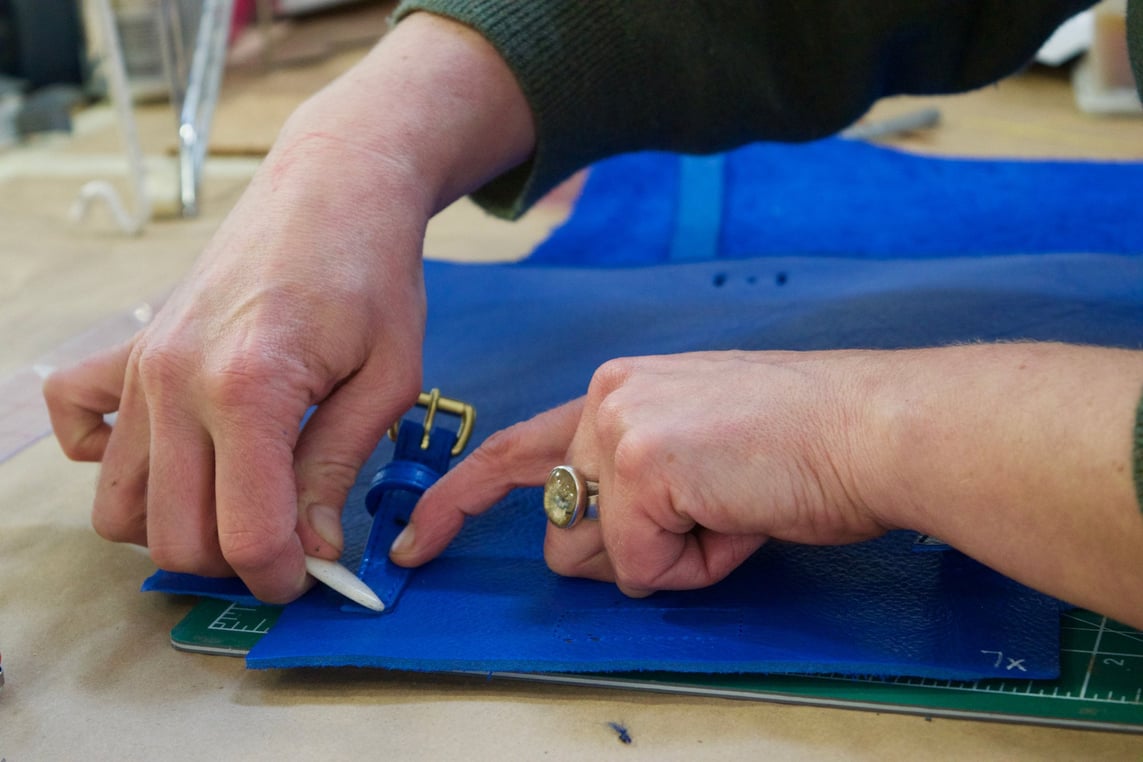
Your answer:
[388,388,475,457]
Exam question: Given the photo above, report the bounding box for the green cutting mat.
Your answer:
[172,600,1142,733]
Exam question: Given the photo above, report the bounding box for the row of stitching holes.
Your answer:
[712,272,788,288]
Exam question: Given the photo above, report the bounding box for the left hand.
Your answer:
[41,12,537,604]
[391,350,894,597]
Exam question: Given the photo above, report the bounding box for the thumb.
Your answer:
[293,366,421,559]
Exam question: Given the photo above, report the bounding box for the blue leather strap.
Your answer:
[365,460,442,512]
[356,420,456,612]
[668,154,724,263]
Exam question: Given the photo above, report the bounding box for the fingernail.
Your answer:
[389,525,415,556]
[306,503,344,553]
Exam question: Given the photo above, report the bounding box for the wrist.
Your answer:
[854,349,942,535]
[278,12,535,217]
[866,343,1143,536]
[864,343,1143,625]
[859,345,1018,537]
[824,351,916,534]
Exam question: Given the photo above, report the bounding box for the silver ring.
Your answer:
[543,465,599,528]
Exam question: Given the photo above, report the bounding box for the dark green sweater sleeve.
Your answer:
[392,0,1097,218]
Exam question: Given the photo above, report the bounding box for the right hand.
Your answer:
[393,351,895,596]
[394,344,1143,630]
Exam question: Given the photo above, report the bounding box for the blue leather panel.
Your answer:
[144,138,1143,678]
[241,252,1141,676]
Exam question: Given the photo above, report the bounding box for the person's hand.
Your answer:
[391,351,894,596]
[393,344,1143,629]
[45,165,429,602]
[42,13,535,603]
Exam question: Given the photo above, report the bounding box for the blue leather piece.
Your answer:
[527,138,1143,266]
[357,421,454,612]
[143,140,1143,678]
[142,572,261,605]
[142,254,1143,676]
[236,251,1143,677]
[364,460,441,514]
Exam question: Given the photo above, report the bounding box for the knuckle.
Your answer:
[58,430,94,461]
[91,509,143,544]
[610,429,663,486]
[218,526,287,575]
[610,540,671,593]
[588,357,637,401]
[201,352,285,411]
[148,541,197,573]
[612,563,656,594]
[616,582,654,599]
[299,456,360,498]
[149,541,229,577]
[135,343,191,393]
[542,543,567,576]
[40,370,69,408]
[542,536,588,579]
[593,393,630,446]
[43,376,109,461]
[389,368,423,410]
[65,423,111,462]
[470,425,520,468]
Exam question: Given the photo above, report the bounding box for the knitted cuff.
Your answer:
[392,1,1096,219]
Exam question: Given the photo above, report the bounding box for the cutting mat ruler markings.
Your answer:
[172,600,282,657]
[209,601,278,634]
[172,600,1142,732]
[792,610,1143,704]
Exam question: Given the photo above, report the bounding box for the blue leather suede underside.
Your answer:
[527,138,1143,266]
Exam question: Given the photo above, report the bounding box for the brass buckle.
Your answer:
[388,388,475,457]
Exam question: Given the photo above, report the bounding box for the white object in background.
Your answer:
[1036,10,1094,65]
[1073,0,1142,114]
[1074,58,1143,113]
[72,0,153,235]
